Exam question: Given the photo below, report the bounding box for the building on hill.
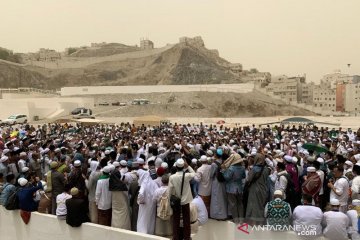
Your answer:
[265,75,307,103]
[242,71,271,87]
[38,48,61,61]
[228,63,243,75]
[179,36,205,48]
[140,39,154,50]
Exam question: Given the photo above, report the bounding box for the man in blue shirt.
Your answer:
[221,155,246,224]
[0,174,16,205]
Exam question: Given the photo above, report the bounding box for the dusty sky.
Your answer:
[1,0,359,83]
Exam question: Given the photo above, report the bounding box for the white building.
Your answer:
[344,83,360,113]
[320,70,353,89]
[265,75,306,103]
[312,86,336,112]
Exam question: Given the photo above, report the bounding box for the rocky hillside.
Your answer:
[0,61,47,88]
[0,38,241,89]
[91,91,315,118]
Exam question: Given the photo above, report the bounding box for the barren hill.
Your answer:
[0,61,48,88]
[91,91,315,118]
[15,42,240,88]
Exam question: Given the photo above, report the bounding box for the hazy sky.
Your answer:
[1,0,359,83]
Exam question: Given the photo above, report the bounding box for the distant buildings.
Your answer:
[258,69,360,116]
[21,48,61,62]
[38,48,61,61]
[140,39,154,50]
[265,75,307,103]
[179,36,205,48]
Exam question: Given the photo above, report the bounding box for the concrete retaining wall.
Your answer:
[60,83,255,96]
[0,207,166,240]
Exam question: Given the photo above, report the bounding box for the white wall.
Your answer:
[60,83,255,96]
[0,207,167,240]
[0,97,94,120]
[192,220,326,240]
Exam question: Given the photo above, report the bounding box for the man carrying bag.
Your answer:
[169,158,196,240]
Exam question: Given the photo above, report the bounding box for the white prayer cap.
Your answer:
[176,158,185,168]
[316,158,324,163]
[191,158,197,164]
[109,164,115,172]
[18,178,28,187]
[292,157,298,164]
[274,190,283,196]
[206,150,214,156]
[137,158,145,165]
[74,160,81,167]
[54,148,61,153]
[19,152,27,157]
[279,152,285,157]
[0,156,9,163]
[345,160,353,167]
[102,166,111,173]
[2,149,10,155]
[120,160,127,167]
[200,155,208,162]
[113,162,120,168]
[330,198,340,206]
[355,154,360,161]
[307,167,316,173]
[105,150,111,155]
[284,155,293,162]
[161,162,168,169]
[22,167,29,173]
[352,199,360,206]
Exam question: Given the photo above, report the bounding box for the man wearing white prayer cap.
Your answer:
[168,158,196,240]
[347,199,360,240]
[328,165,349,213]
[264,189,291,227]
[344,160,354,176]
[323,198,349,240]
[353,154,360,163]
[351,164,360,200]
[194,155,212,214]
[161,162,168,169]
[292,194,323,236]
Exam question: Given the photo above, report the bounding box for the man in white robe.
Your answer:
[322,199,349,240]
[137,169,158,234]
[347,199,360,240]
[292,194,323,236]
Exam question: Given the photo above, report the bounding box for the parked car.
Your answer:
[73,113,95,119]
[71,108,92,115]
[3,114,28,125]
[112,102,127,106]
[98,102,110,106]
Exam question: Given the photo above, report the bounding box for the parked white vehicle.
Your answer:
[3,114,28,125]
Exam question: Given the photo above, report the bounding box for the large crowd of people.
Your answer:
[1,122,360,240]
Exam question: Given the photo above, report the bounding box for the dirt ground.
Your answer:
[89,91,315,118]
